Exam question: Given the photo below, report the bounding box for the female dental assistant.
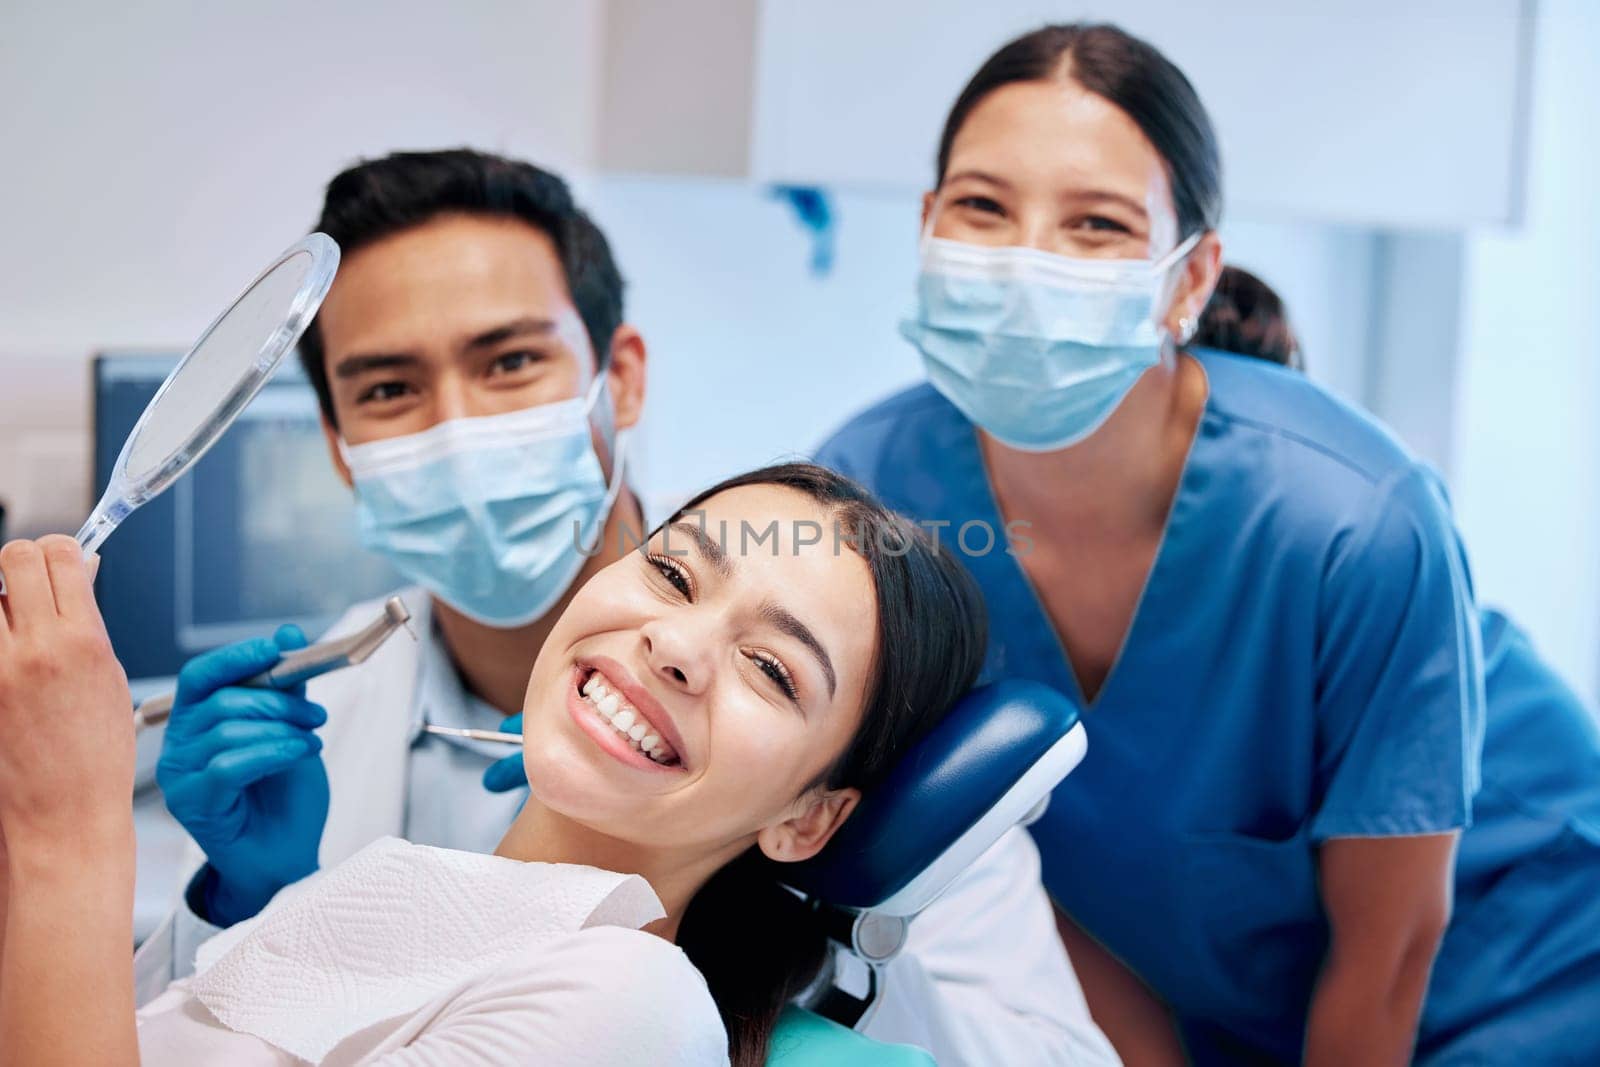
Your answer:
[817,23,1600,1067]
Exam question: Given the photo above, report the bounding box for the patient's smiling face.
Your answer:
[517,484,878,865]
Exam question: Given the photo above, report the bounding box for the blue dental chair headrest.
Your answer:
[782,679,1085,917]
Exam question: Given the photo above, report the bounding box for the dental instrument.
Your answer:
[132,596,414,732]
[422,724,525,745]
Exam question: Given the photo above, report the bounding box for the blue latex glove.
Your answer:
[481,712,528,793]
[155,625,330,928]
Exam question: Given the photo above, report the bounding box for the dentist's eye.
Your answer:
[488,350,546,377]
[750,650,799,702]
[646,552,693,598]
[355,381,414,404]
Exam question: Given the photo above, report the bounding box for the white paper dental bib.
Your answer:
[138,837,724,1065]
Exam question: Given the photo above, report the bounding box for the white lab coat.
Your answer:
[134,593,1118,1066]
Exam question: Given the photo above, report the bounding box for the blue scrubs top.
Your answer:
[817,349,1600,1065]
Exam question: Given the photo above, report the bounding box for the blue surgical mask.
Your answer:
[900,233,1199,452]
[340,377,628,628]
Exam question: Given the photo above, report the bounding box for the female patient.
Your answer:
[0,462,987,1066]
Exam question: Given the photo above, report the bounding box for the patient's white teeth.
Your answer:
[579,674,681,767]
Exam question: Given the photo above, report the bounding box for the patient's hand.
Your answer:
[0,537,134,849]
[0,541,139,1067]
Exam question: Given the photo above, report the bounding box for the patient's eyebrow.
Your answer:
[669,522,733,580]
[761,602,836,700]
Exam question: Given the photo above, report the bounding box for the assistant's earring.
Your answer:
[1177,315,1197,345]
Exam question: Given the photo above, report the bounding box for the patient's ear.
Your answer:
[757,787,861,864]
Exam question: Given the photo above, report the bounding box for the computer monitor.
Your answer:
[94,354,402,680]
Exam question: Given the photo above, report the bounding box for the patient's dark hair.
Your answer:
[1195,265,1304,370]
[667,462,988,1067]
[296,148,625,428]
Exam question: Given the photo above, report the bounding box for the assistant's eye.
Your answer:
[1075,214,1133,235]
[646,552,693,599]
[954,195,1005,217]
[487,350,546,377]
[355,381,414,405]
[749,650,799,702]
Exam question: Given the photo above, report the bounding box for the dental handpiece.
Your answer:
[132,596,415,733]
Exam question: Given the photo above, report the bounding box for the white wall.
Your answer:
[1450,0,1600,704]
[1365,233,1468,477]
[579,176,924,513]
[0,0,603,532]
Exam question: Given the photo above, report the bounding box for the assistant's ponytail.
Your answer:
[1194,265,1303,370]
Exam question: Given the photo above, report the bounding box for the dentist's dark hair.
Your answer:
[936,23,1223,239]
[297,148,625,428]
[666,462,988,1067]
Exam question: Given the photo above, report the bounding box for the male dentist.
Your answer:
[134,149,1114,1066]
